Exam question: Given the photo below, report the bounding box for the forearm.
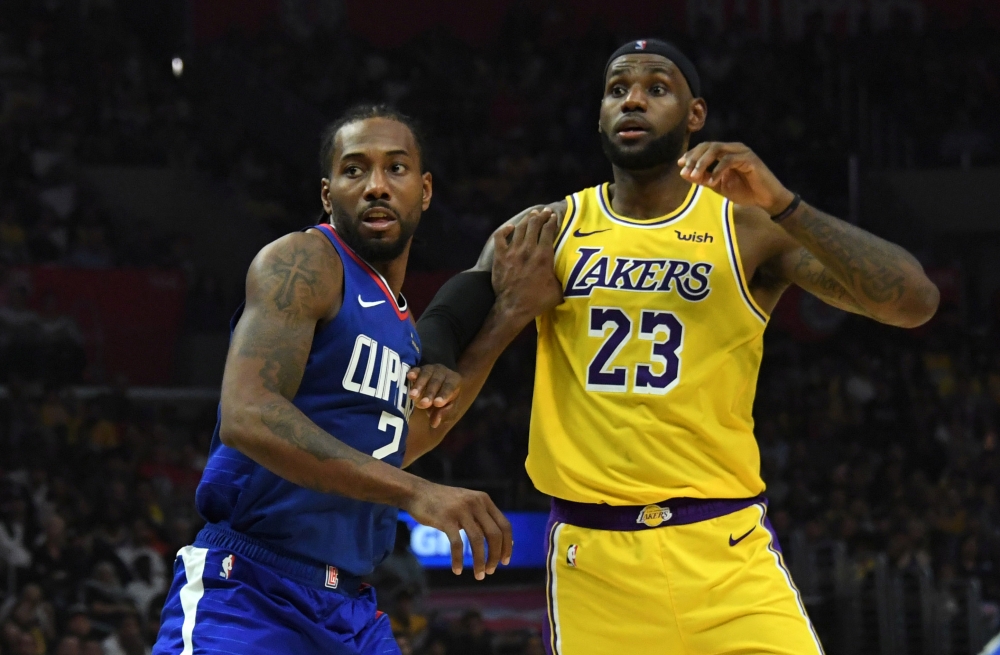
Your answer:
[221,393,424,508]
[780,202,939,327]
[403,304,530,466]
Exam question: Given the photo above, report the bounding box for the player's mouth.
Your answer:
[360,207,399,232]
[615,117,652,141]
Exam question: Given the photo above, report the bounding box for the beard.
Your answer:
[600,120,688,171]
[329,201,418,264]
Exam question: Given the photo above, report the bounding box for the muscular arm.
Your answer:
[406,202,566,465]
[219,231,421,506]
[679,141,938,327]
[778,202,939,327]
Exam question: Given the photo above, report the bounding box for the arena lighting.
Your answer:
[171,57,184,77]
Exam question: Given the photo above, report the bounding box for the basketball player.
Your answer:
[153,105,512,655]
[411,39,940,654]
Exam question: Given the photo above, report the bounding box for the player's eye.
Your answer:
[343,165,363,177]
[610,84,627,97]
[650,85,666,95]
[389,163,407,174]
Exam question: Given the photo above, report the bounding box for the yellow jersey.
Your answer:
[526,182,769,504]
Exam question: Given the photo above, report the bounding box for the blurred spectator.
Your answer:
[389,590,428,648]
[369,523,428,606]
[448,610,494,655]
[102,614,150,655]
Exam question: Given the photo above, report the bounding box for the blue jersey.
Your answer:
[195,223,420,577]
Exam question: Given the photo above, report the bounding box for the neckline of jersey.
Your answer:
[317,223,410,320]
[598,182,701,227]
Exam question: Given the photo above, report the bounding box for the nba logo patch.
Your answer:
[220,554,234,579]
[635,40,647,50]
[325,565,339,589]
[566,544,579,567]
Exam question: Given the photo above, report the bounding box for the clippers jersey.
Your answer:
[195,223,420,577]
[526,183,768,505]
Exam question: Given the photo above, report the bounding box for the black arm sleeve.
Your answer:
[416,270,495,369]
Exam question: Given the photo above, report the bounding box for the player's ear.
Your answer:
[687,98,707,134]
[320,178,333,215]
[421,171,433,211]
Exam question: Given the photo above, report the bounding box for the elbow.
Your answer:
[884,281,940,329]
[219,402,253,449]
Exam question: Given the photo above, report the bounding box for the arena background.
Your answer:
[0,0,999,653]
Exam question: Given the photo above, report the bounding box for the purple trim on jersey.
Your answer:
[549,495,766,531]
[761,511,785,556]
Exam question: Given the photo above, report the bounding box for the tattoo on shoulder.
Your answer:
[267,246,323,312]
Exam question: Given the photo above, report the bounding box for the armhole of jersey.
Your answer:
[553,194,579,261]
[721,199,769,325]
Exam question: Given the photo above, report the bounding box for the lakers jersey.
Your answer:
[527,183,769,504]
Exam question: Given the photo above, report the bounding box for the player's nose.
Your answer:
[363,168,391,201]
[622,84,647,112]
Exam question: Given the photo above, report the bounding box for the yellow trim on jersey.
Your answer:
[721,198,770,324]
[598,182,701,227]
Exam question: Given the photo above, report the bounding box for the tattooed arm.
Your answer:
[219,231,417,503]
[679,141,939,327]
[777,203,938,326]
[219,231,513,578]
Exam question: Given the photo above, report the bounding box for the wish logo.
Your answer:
[563,247,712,300]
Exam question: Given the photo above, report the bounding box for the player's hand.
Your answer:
[678,142,796,216]
[492,207,563,324]
[403,480,513,580]
[406,364,460,428]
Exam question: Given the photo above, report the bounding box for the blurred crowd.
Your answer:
[0,314,996,653]
[0,0,999,653]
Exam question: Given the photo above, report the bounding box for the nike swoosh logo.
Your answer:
[357,295,386,308]
[729,526,755,546]
[573,228,611,238]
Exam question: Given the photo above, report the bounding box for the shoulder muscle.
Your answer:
[246,231,343,322]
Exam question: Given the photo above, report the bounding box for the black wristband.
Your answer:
[770,193,801,223]
[416,270,495,369]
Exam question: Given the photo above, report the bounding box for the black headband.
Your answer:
[603,39,702,99]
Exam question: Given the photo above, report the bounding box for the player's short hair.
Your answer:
[319,104,428,175]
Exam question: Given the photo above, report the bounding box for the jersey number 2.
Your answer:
[586,307,683,394]
[372,411,404,459]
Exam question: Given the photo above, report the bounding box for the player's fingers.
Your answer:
[462,516,487,581]
[690,144,724,180]
[678,142,710,170]
[482,500,514,566]
[432,371,461,407]
[538,212,559,248]
[706,153,743,186]
[486,499,514,566]
[417,367,448,409]
[444,525,465,576]
[522,211,545,249]
[475,505,504,575]
[494,225,514,257]
[408,367,435,402]
[511,211,532,246]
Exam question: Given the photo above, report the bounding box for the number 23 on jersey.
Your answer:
[586,306,684,395]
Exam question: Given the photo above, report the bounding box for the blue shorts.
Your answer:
[153,539,399,655]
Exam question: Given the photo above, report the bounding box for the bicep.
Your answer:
[223,235,342,403]
[779,247,870,316]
